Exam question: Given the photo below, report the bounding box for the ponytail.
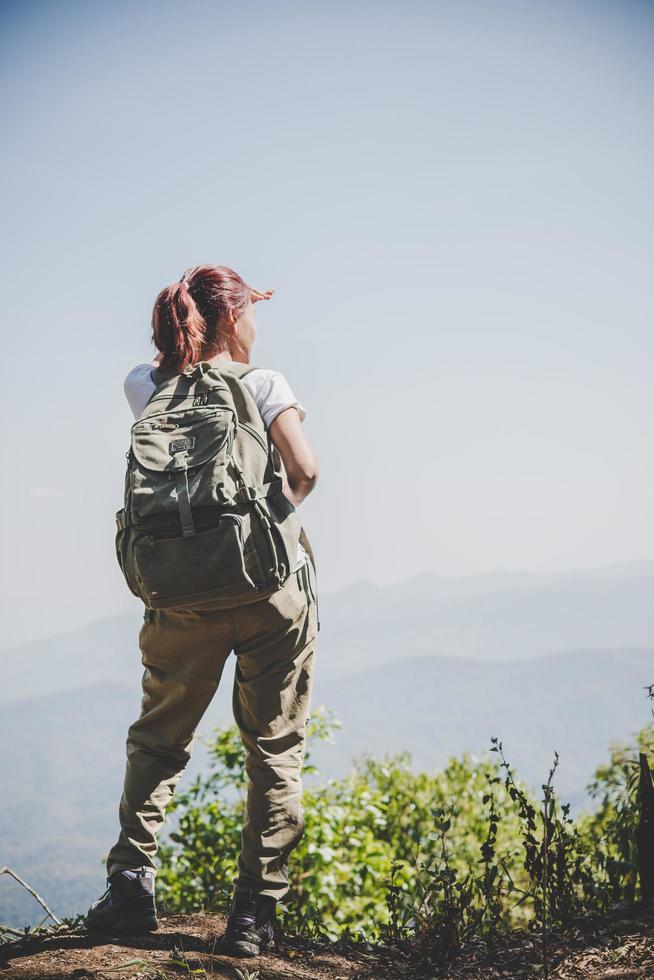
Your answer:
[151,279,207,373]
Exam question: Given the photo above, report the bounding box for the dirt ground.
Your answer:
[0,912,402,980]
[2,906,654,979]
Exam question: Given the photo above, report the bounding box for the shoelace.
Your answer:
[89,869,150,912]
[88,882,112,910]
[228,911,257,932]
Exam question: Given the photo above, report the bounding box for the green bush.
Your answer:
[156,708,653,948]
[576,726,654,906]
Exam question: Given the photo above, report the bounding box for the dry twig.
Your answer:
[0,866,62,926]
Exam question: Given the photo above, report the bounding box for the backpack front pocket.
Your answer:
[131,514,263,608]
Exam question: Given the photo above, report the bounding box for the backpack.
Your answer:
[115,359,310,610]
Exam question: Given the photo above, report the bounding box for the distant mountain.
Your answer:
[2,562,653,701]
[317,560,654,676]
[312,647,654,804]
[0,614,141,703]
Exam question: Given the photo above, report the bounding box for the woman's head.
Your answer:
[151,265,266,373]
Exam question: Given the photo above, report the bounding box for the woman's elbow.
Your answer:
[288,462,319,494]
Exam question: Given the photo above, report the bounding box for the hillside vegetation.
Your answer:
[3,708,654,977]
[154,710,653,942]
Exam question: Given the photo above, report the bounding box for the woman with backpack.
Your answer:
[86,265,319,959]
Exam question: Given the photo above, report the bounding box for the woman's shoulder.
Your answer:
[242,366,281,381]
[240,366,306,426]
[123,363,157,418]
[240,366,297,399]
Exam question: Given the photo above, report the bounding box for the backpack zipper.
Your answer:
[145,393,189,405]
[133,406,236,428]
[146,374,232,405]
[135,512,244,543]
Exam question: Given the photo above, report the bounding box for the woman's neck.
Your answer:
[208,350,233,364]
[207,349,250,366]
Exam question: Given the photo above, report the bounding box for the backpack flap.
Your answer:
[129,406,237,525]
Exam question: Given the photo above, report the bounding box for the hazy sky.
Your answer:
[1,0,652,647]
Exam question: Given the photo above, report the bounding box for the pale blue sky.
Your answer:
[1,0,652,647]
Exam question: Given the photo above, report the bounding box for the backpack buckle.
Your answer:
[189,361,213,382]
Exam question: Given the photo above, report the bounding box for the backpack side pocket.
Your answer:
[115,510,144,600]
[255,489,302,588]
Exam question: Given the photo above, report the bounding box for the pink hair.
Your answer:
[151,265,252,373]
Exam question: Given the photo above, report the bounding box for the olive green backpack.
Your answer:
[115,359,313,610]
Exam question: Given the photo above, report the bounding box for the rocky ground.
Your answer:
[2,905,654,979]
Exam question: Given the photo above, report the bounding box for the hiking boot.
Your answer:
[85,867,158,934]
[219,890,276,958]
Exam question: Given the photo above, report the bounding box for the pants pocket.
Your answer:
[305,562,317,605]
[299,561,320,632]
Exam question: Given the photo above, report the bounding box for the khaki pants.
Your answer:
[106,561,318,900]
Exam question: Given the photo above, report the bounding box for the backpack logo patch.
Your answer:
[170,437,195,454]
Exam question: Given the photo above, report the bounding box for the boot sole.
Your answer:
[86,914,159,935]
[220,937,274,958]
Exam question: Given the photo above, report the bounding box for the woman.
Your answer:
[86,265,319,959]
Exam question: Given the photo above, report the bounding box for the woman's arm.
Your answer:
[269,407,319,507]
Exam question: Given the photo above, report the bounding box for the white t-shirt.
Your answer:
[123,360,309,573]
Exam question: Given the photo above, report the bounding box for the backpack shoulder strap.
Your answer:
[150,362,179,390]
[217,361,259,379]
[211,362,264,430]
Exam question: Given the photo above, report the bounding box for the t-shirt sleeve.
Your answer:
[241,369,307,430]
[124,363,156,419]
